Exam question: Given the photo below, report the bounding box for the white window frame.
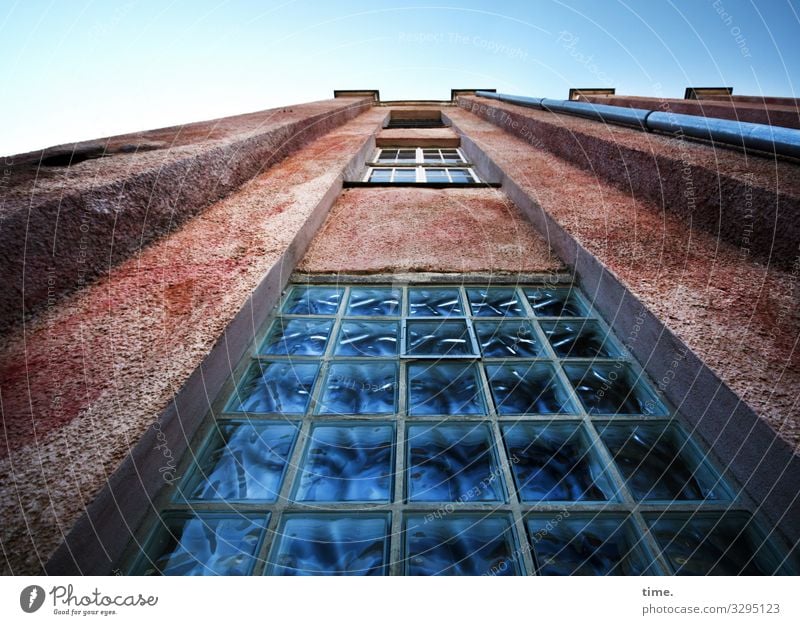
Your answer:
[372,147,467,165]
[363,166,479,183]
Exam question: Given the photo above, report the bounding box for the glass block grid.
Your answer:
[130,282,795,576]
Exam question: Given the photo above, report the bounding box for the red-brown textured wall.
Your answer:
[0,97,372,336]
[457,95,800,271]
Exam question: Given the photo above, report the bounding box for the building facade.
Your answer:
[1,88,798,575]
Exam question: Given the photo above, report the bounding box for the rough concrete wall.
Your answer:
[445,106,800,451]
[0,97,372,336]
[298,187,564,274]
[0,108,387,574]
[457,95,800,271]
[581,94,800,129]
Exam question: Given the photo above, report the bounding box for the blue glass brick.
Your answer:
[269,515,390,576]
[408,362,486,415]
[260,318,333,356]
[405,320,477,357]
[486,362,576,414]
[598,423,725,501]
[295,424,394,502]
[541,319,622,358]
[501,422,615,502]
[282,286,342,315]
[136,514,267,576]
[319,362,397,414]
[335,320,399,357]
[405,515,520,575]
[230,362,319,414]
[466,288,525,317]
[408,288,463,317]
[563,362,667,415]
[527,515,652,575]
[346,287,401,316]
[523,287,586,317]
[474,320,543,358]
[647,513,791,575]
[407,423,503,502]
[182,422,299,502]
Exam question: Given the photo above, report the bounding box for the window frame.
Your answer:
[363,165,480,184]
[373,147,467,165]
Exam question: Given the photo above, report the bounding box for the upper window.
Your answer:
[375,147,466,165]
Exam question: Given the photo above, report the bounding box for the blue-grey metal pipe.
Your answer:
[474,91,800,159]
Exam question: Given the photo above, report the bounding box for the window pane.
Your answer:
[408,287,463,317]
[392,168,417,182]
[346,287,401,316]
[282,286,343,315]
[647,513,787,575]
[137,514,267,576]
[598,423,725,501]
[408,362,486,415]
[424,168,449,183]
[295,424,394,502]
[527,515,652,575]
[540,319,622,358]
[368,168,393,182]
[467,288,525,317]
[335,320,399,357]
[501,422,615,502]
[422,149,442,163]
[405,515,520,575]
[523,287,586,317]
[319,362,397,414]
[405,319,477,357]
[268,515,390,576]
[448,168,475,183]
[376,149,399,163]
[260,317,333,356]
[397,150,417,162]
[563,362,667,415]
[407,423,503,502]
[182,422,299,502]
[485,362,576,415]
[229,362,319,414]
[441,149,463,163]
[474,320,543,357]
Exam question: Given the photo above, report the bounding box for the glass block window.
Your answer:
[131,281,793,576]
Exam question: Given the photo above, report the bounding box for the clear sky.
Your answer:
[1,0,798,156]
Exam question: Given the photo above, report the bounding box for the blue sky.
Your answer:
[1,0,798,155]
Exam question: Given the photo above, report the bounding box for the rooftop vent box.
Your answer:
[386,110,445,129]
